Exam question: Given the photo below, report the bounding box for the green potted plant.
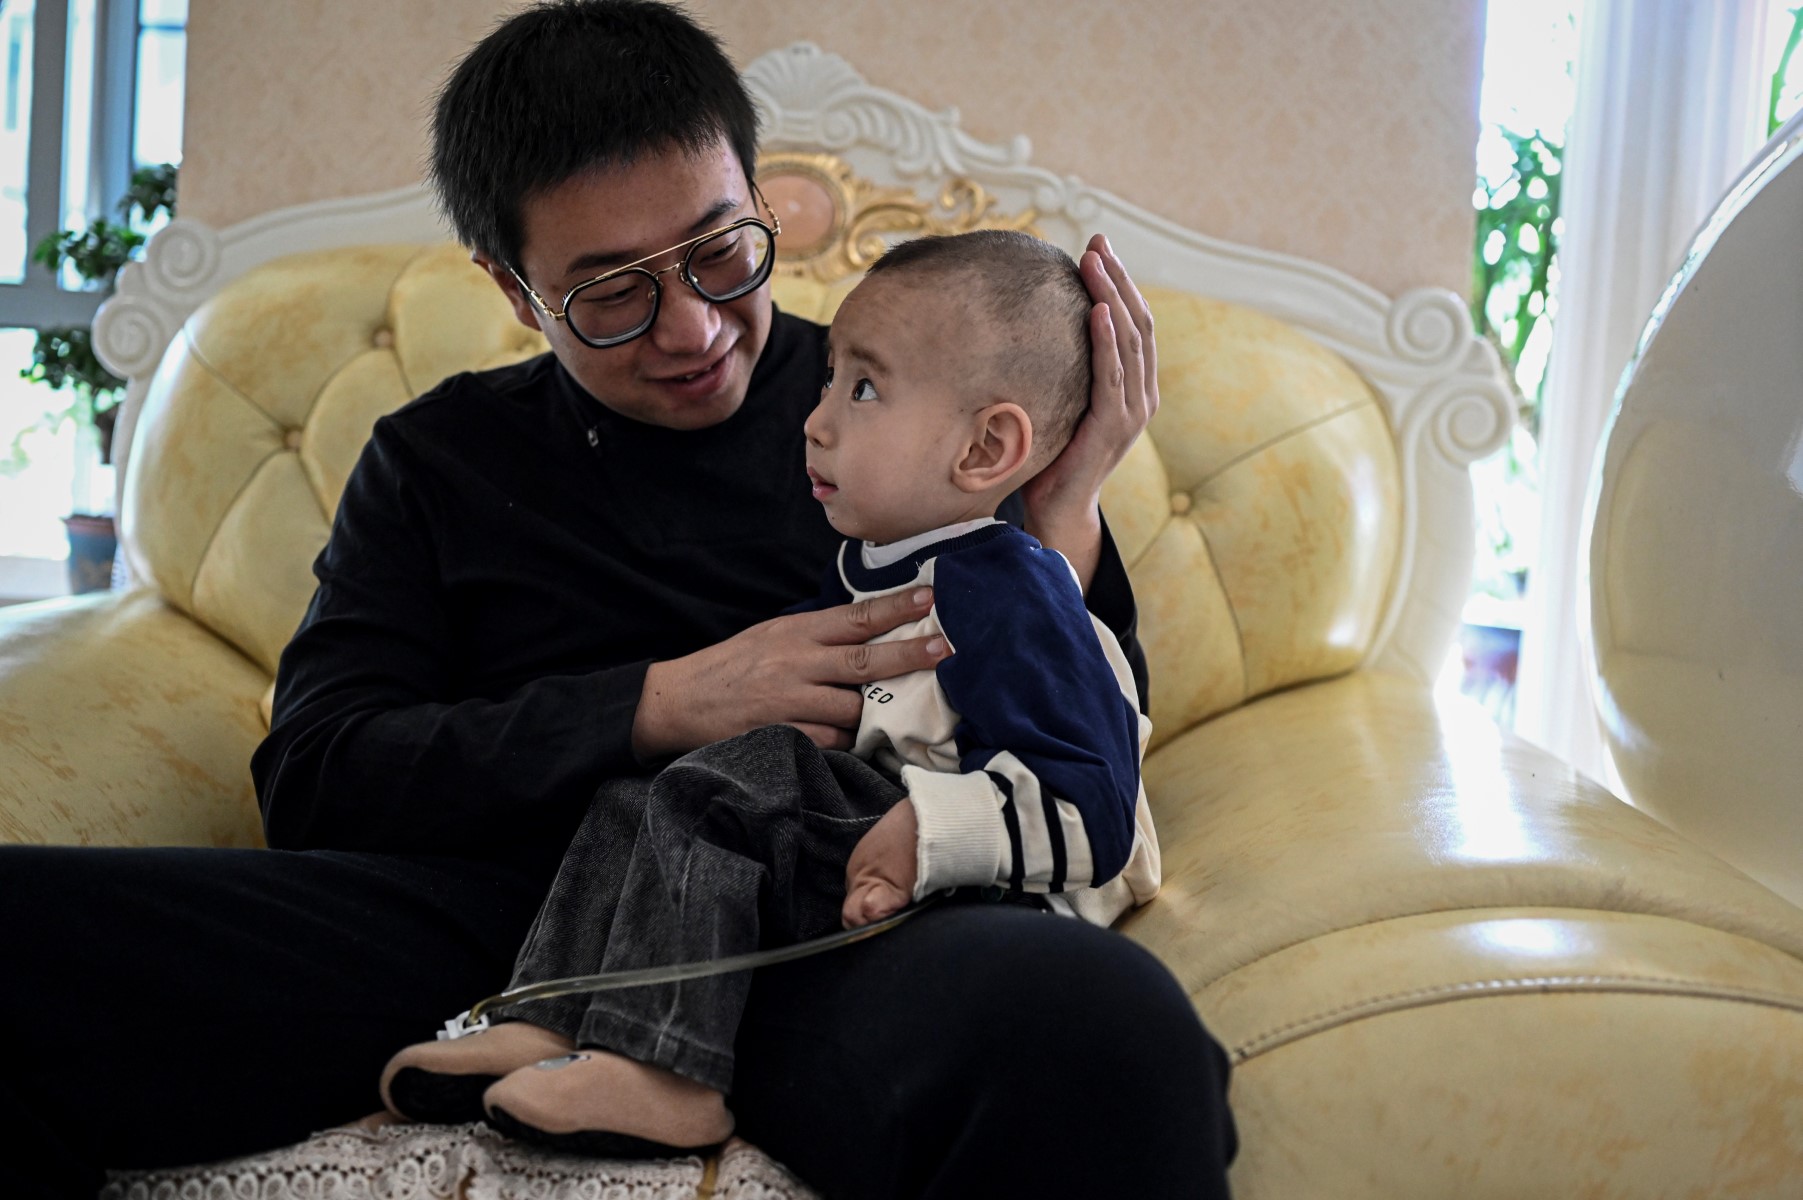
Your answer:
[16,163,176,592]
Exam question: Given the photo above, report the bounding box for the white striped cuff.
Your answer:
[902,764,1007,899]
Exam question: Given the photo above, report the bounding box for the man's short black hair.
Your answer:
[868,230,1093,467]
[430,0,758,268]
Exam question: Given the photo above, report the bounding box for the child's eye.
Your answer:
[851,378,878,402]
[822,363,835,390]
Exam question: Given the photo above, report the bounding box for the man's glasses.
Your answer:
[511,190,782,349]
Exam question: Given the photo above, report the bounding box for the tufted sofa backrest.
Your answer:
[121,245,549,676]
[122,246,1400,747]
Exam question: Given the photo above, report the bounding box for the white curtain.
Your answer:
[1514,0,1772,784]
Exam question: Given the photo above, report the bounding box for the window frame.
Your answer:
[0,0,161,601]
[0,0,140,327]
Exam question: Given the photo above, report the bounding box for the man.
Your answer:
[0,3,1236,1196]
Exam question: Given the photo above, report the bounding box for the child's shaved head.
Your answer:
[866,231,1091,469]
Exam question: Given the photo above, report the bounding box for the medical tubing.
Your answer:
[463,895,942,1027]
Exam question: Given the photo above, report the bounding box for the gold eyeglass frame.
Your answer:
[510,186,783,348]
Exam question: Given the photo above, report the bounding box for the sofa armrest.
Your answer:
[1127,669,1803,1198]
[0,589,269,847]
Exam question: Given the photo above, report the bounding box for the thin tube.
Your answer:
[442,896,942,1038]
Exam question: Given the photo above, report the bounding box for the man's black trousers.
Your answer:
[0,841,1236,1199]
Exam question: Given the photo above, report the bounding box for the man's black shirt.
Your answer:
[251,307,1147,873]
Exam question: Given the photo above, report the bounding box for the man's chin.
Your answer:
[649,393,745,430]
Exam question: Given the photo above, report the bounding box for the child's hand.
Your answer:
[842,801,920,929]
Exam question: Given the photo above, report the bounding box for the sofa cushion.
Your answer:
[1106,288,1400,746]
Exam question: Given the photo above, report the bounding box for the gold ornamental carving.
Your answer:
[757,151,1040,284]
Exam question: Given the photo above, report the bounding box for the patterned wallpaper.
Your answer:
[181,0,1484,299]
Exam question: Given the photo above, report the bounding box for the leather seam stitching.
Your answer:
[1188,519,1250,702]
[380,244,437,404]
[172,333,288,605]
[291,340,373,521]
[1191,396,1374,492]
[289,245,432,519]
[183,327,286,432]
[187,446,287,610]
[1173,397,1380,701]
[1184,903,1803,997]
[1122,431,1164,575]
[1231,973,1803,1063]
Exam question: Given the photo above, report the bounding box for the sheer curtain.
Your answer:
[1514,0,1771,783]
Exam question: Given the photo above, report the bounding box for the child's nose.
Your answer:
[803,400,829,445]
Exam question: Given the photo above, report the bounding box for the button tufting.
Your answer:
[1170,491,1193,516]
[283,428,303,451]
[372,328,395,349]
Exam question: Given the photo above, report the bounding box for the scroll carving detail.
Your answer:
[759,151,1039,284]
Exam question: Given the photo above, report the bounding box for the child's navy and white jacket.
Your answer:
[811,517,1160,926]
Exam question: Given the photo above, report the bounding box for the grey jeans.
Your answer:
[495,725,905,1091]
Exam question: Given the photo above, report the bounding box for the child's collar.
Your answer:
[859,517,1004,570]
[841,519,1017,594]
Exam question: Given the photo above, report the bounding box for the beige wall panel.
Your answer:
[183,0,1483,299]
[182,2,521,232]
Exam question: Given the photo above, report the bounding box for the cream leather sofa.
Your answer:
[6,45,1803,1200]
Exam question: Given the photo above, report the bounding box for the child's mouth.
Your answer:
[806,466,838,501]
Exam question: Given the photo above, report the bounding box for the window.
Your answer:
[1452,0,1802,729]
[0,0,185,601]
[1447,0,1582,728]
[1768,3,1803,134]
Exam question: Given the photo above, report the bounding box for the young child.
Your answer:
[377,229,1160,1156]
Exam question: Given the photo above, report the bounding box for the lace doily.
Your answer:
[102,1122,820,1200]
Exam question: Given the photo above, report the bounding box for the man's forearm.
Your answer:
[1024,503,1103,594]
[255,662,651,853]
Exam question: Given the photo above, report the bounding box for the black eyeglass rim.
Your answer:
[561,217,779,350]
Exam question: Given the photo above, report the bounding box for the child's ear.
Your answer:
[952,403,1034,494]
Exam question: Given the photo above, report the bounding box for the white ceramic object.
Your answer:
[95,42,1507,688]
[1586,112,1803,905]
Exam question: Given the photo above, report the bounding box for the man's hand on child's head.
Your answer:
[842,801,920,929]
[1020,233,1159,591]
